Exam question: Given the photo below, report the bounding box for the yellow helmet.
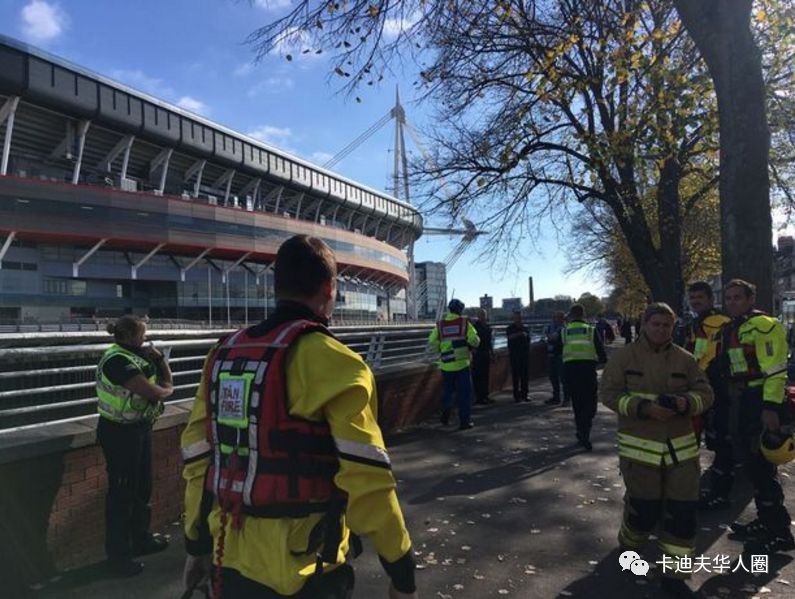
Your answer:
[760,430,795,465]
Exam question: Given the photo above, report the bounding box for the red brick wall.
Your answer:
[0,344,548,591]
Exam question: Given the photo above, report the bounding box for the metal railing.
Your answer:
[0,323,545,431]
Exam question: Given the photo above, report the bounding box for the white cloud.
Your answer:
[20,0,67,43]
[383,12,420,39]
[271,25,323,61]
[254,0,292,11]
[176,96,210,116]
[233,62,255,77]
[109,69,172,97]
[247,76,295,97]
[310,151,334,166]
[247,125,294,150]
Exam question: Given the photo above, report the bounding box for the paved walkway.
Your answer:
[31,378,795,599]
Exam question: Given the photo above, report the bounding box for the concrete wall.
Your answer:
[0,343,548,594]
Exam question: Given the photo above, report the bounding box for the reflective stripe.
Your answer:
[244,416,259,506]
[617,432,698,466]
[218,478,245,493]
[618,432,667,453]
[686,392,702,413]
[619,446,663,466]
[97,398,147,423]
[728,347,749,374]
[335,438,391,467]
[181,439,212,461]
[619,522,648,549]
[660,541,694,558]
[764,363,787,377]
[618,395,633,416]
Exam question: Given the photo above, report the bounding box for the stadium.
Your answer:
[0,34,423,324]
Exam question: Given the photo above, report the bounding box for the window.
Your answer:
[44,279,87,296]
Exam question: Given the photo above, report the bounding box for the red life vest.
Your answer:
[203,319,340,517]
[437,317,466,341]
[724,310,765,381]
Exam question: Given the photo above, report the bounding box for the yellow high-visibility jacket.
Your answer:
[181,317,413,595]
[724,311,788,405]
[684,309,731,372]
[428,312,480,372]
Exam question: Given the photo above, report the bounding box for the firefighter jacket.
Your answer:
[600,334,714,468]
[428,312,480,372]
[722,310,788,406]
[683,309,730,373]
[181,302,414,596]
[562,320,607,364]
[96,344,159,423]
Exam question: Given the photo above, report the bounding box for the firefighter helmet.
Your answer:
[760,429,795,465]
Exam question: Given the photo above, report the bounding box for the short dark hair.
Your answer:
[569,304,585,319]
[724,278,756,298]
[107,315,145,343]
[687,281,713,299]
[274,235,337,299]
[643,302,676,323]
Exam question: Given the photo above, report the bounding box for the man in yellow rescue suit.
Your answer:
[428,298,480,430]
[720,279,795,555]
[679,281,732,510]
[601,303,713,598]
[180,235,417,599]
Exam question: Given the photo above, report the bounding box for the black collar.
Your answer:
[247,300,328,337]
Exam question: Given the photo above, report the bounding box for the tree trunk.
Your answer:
[673,0,773,311]
[656,157,684,313]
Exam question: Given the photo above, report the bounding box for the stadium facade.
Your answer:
[0,35,423,323]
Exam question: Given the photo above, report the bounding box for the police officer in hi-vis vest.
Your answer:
[561,304,607,451]
[428,299,481,430]
[181,235,417,599]
[96,315,173,577]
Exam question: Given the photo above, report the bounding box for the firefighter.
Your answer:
[601,303,713,598]
[679,281,732,510]
[96,315,173,577]
[180,236,417,599]
[720,279,795,554]
[428,299,480,429]
[562,304,607,450]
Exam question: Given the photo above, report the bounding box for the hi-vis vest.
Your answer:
[561,321,597,363]
[685,311,730,371]
[204,320,339,517]
[436,316,471,371]
[96,344,159,423]
[724,311,788,392]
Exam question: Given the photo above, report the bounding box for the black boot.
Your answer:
[440,408,451,426]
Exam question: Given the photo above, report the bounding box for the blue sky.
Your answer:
[0,0,606,307]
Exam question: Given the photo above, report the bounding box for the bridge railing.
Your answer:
[0,323,546,431]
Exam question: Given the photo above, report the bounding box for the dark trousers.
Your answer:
[563,361,597,440]
[703,391,735,499]
[442,368,473,425]
[509,349,529,400]
[220,564,354,599]
[725,386,791,533]
[548,354,565,401]
[97,417,153,561]
[471,353,491,403]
